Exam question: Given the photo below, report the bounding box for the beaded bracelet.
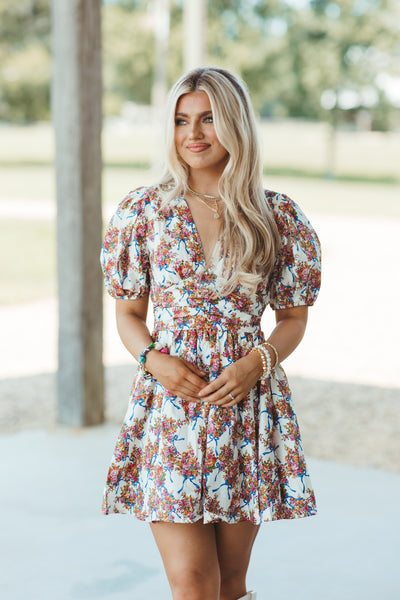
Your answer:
[250,346,270,380]
[258,344,272,379]
[154,342,168,354]
[262,342,279,369]
[138,342,169,380]
[138,342,155,379]
[138,342,168,363]
[138,342,155,366]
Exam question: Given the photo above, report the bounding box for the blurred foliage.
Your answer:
[103,5,155,112]
[206,0,400,130]
[0,0,51,121]
[0,0,399,129]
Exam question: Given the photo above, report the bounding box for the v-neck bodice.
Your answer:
[101,183,321,346]
[179,195,222,269]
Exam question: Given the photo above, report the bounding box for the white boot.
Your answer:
[238,593,257,600]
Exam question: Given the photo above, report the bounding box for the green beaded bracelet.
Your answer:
[138,342,155,365]
[138,342,155,380]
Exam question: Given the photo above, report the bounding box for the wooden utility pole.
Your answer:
[52,0,104,426]
[183,0,206,72]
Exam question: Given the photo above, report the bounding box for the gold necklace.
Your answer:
[187,185,221,219]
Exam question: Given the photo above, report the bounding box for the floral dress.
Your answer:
[101,186,321,524]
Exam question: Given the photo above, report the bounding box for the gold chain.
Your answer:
[187,185,221,219]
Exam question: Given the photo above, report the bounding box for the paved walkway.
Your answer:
[1,424,399,600]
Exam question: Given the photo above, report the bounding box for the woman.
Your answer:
[101,67,321,600]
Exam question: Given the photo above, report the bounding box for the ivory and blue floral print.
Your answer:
[100,186,321,524]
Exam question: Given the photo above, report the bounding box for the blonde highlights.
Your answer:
[159,67,280,294]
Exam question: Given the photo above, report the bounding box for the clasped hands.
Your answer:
[146,351,263,408]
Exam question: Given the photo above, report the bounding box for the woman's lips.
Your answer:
[186,143,210,152]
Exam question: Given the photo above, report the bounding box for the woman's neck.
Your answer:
[188,174,220,197]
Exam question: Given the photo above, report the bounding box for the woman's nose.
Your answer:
[189,121,203,139]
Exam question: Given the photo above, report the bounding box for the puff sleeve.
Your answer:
[101,187,150,299]
[267,192,321,309]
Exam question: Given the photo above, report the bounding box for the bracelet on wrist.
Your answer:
[138,342,169,380]
[250,346,271,381]
[262,342,279,369]
[138,342,155,379]
[154,342,168,354]
[250,341,279,382]
[138,342,155,365]
[259,345,272,379]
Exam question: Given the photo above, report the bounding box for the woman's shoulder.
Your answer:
[110,185,163,224]
[264,189,314,231]
[264,189,299,216]
[117,185,162,211]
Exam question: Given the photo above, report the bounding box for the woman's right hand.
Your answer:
[145,351,208,402]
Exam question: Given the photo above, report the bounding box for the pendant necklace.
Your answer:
[187,185,221,219]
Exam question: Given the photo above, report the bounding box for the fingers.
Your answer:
[199,375,239,407]
[150,355,208,402]
[198,376,220,398]
[199,354,260,408]
[201,382,245,408]
[150,354,255,408]
[200,371,234,402]
[199,357,260,408]
[181,358,207,382]
[169,376,205,400]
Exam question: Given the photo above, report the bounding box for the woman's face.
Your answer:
[174,91,229,177]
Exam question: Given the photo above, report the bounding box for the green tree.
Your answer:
[0,0,399,129]
[281,0,400,129]
[0,0,51,122]
[103,4,154,112]
[206,0,400,129]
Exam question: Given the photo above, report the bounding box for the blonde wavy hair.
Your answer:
[158,66,280,295]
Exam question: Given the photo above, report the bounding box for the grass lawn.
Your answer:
[264,175,400,218]
[3,164,397,216]
[0,218,56,305]
[1,120,399,181]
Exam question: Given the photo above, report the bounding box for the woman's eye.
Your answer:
[204,116,213,123]
[175,118,186,126]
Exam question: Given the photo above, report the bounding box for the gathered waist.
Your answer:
[152,306,261,336]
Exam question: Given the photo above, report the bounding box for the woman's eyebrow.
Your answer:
[175,110,213,117]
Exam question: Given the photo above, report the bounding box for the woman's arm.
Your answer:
[115,297,207,402]
[266,305,308,364]
[199,306,308,407]
[115,296,154,359]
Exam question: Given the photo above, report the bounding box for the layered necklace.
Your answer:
[187,185,221,219]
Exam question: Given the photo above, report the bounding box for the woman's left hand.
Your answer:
[198,352,263,408]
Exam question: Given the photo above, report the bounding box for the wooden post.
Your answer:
[52,0,104,426]
[151,0,170,111]
[151,0,170,172]
[183,0,206,72]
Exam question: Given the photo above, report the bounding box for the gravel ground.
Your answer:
[1,364,399,474]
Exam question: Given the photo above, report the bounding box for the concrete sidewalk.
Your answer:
[1,425,399,600]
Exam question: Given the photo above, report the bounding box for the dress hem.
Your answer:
[101,508,318,525]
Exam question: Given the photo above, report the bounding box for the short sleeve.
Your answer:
[267,192,321,309]
[100,187,150,299]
